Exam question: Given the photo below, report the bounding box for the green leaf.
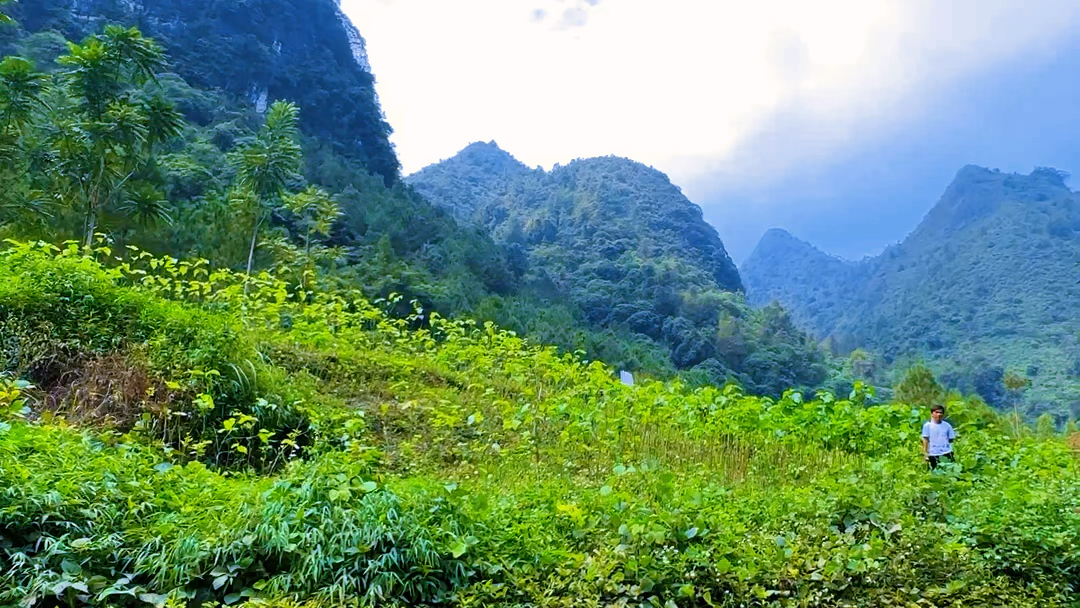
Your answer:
[138,593,168,607]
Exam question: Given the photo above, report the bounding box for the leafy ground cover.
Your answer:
[1,241,1078,607]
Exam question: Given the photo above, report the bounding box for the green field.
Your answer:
[1,241,1077,607]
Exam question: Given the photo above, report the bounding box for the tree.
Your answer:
[894,363,945,408]
[230,100,302,278]
[0,57,46,133]
[50,26,183,246]
[1003,370,1030,437]
[277,185,342,290]
[0,56,49,228]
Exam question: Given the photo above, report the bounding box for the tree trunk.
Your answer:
[245,216,260,293]
[85,207,96,248]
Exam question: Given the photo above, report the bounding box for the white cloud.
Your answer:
[340,0,1080,186]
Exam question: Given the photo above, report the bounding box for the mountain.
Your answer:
[742,228,877,338]
[410,143,832,395]
[407,141,536,221]
[411,141,743,299]
[2,0,399,182]
[743,166,1080,418]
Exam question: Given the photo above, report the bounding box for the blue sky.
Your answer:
[693,31,1080,262]
[343,0,1080,262]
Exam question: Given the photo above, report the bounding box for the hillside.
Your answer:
[742,228,877,338]
[410,143,835,395]
[0,0,843,398]
[1,242,1078,607]
[743,166,1080,418]
[2,0,400,182]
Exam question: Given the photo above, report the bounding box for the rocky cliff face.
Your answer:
[7,0,400,182]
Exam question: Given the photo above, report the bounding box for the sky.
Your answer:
[340,0,1080,262]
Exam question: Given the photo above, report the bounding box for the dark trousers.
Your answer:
[927,452,954,469]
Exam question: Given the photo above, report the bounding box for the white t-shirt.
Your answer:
[922,420,956,456]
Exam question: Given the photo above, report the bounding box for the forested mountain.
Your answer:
[0,1,526,317]
[743,166,1080,419]
[410,142,833,395]
[2,0,399,182]
[742,228,877,338]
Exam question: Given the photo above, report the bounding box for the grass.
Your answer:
[0,241,1078,607]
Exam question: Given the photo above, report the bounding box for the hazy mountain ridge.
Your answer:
[742,228,877,337]
[743,165,1080,417]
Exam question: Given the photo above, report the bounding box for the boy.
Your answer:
[921,404,956,469]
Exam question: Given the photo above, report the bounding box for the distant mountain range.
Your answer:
[742,166,1080,419]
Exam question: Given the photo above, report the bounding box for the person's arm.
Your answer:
[922,436,929,459]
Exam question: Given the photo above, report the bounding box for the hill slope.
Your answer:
[0,5,820,395]
[743,166,1080,418]
[742,228,877,338]
[410,143,744,326]
[1,242,1078,607]
[3,0,400,182]
[409,143,835,395]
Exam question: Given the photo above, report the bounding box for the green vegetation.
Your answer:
[743,167,1080,420]
[2,0,399,183]
[1,240,1078,607]
[409,143,832,395]
[0,17,523,347]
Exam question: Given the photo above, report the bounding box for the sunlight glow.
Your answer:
[341,0,1080,186]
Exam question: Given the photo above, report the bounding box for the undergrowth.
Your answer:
[0,240,1078,607]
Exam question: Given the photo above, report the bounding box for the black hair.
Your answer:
[930,404,945,414]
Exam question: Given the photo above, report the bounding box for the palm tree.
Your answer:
[0,56,49,226]
[0,57,47,133]
[231,100,302,277]
[51,26,183,246]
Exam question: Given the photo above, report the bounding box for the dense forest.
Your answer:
[743,166,1080,420]
[410,142,833,395]
[3,0,400,182]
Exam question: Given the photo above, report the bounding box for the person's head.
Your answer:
[930,404,945,422]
